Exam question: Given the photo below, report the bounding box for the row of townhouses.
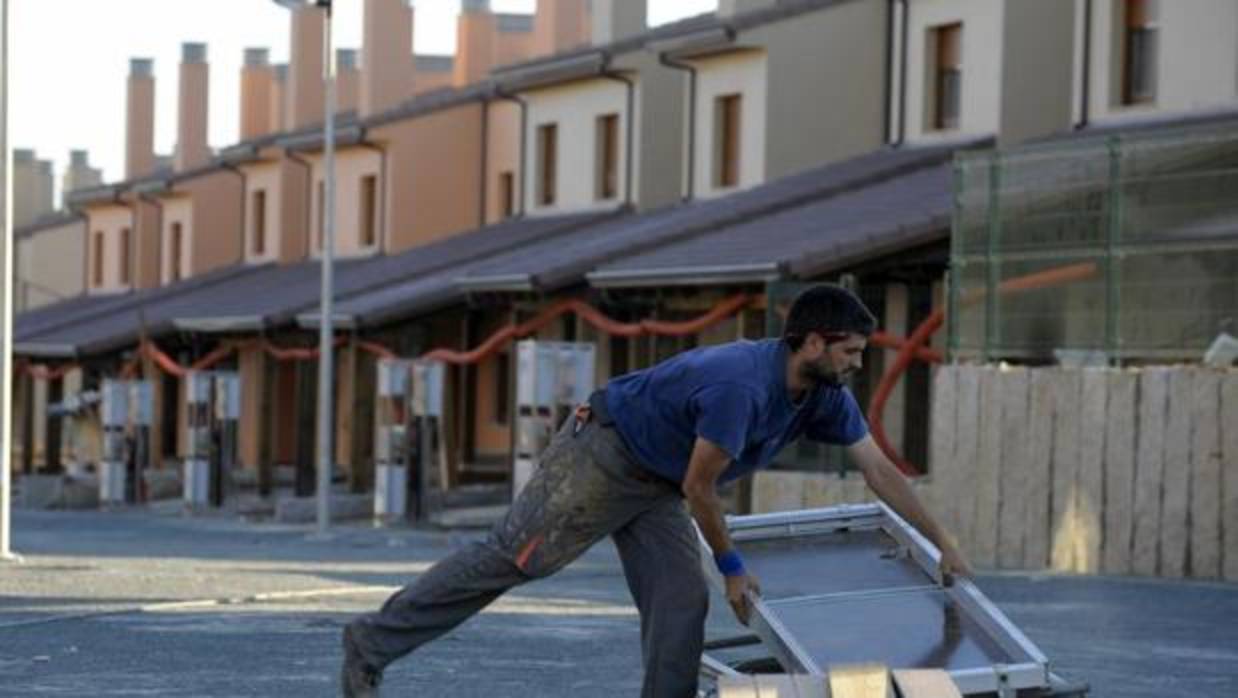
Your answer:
[12,0,1238,515]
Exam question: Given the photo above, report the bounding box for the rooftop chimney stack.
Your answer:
[175,42,211,171]
[591,0,645,45]
[361,0,415,118]
[287,3,326,129]
[534,0,590,57]
[62,150,103,206]
[240,48,274,140]
[336,48,360,114]
[270,64,289,132]
[454,0,496,87]
[126,58,156,179]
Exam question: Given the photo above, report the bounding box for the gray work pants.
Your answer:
[345,413,709,698]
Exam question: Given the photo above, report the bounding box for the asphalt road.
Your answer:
[2,507,1236,697]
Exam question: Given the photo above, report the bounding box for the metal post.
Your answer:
[316,0,336,536]
[0,0,18,563]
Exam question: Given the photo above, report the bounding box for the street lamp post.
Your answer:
[1,0,20,563]
[315,0,335,537]
[273,0,335,536]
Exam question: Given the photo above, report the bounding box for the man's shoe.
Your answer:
[341,625,383,698]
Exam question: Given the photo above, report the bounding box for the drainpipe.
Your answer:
[599,65,635,209]
[220,163,248,263]
[136,192,165,283]
[895,0,909,146]
[657,52,697,201]
[353,135,387,251]
[1076,0,1092,130]
[286,149,315,256]
[493,88,528,217]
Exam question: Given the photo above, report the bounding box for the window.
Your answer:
[1122,0,1157,105]
[596,113,619,200]
[170,223,183,283]
[715,94,742,188]
[119,227,131,285]
[316,180,326,251]
[493,351,509,425]
[536,123,557,207]
[360,175,378,247]
[92,231,103,286]
[933,23,962,130]
[252,190,267,256]
[498,171,515,219]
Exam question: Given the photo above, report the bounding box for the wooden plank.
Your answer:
[1160,369,1193,578]
[998,368,1030,569]
[1102,370,1137,575]
[892,669,964,698]
[1024,370,1055,569]
[829,663,894,698]
[1222,372,1238,583]
[1049,369,1082,572]
[953,365,982,558]
[927,365,958,530]
[1189,370,1222,579]
[1075,369,1108,574]
[718,674,827,698]
[1132,368,1169,576]
[752,471,806,514]
[802,472,829,509]
[973,368,1004,570]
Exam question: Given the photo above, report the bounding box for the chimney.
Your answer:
[718,0,778,17]
[62,150,103,207]
[12,150,53,227]
[361,0,415,118]
[240,48,274,140]
[454,0,496,87]
[335,48,360,114]
[534,0,590,57]
[270,64,289,132]
[288,3,326,129]
[591,0,645,45]
[175,42,211,171]
[126,58,156,179]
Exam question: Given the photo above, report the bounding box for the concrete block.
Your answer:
[1161,370,1193,578]
[1188,370,1222,579]
[1075,369,1107,574]
[998,368,1029,569]
[927,365,958,534]
[1221,372,1238,582]
[892,669,963,698]
[718,674,826,698]
[973,368,1003,569]
[62,475,100,509]
[143,468,182,501]
[275,493,373,523]
[1132,368,1169,576]
[1102,370,1137,575]
[828,663,893,698]
[1024,370,1054,569]
[953,365,982,557]
[1049,370,1082,572]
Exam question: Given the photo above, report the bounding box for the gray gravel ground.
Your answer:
[2,507,1236,697]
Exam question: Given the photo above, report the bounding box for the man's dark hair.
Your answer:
[782,284,877,351]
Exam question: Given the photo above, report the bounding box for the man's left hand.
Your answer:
[939,544,973,585]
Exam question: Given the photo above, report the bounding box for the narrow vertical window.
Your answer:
[1122,0,1157,105]
[360,175,378,247]
[170,223,183,283]
[537,123,557,207]
[119,227,131,285]
[596,113,619,200]
[252,190,267,256]
[715,94,742,188]
[499,171,515,219]
[93,231,104,286]
[934,23,962,130]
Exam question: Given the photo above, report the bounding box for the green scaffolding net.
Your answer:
[950,123,1238,363]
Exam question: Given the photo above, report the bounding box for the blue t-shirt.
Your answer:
[603,338,868,484]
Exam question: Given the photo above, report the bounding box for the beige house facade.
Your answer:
[14,214,86,312]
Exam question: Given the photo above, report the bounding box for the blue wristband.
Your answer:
[714,550,745,577]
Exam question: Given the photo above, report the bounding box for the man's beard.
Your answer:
[801,360,850,388]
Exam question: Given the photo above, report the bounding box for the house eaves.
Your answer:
[452,273,533,293]
[12,341,78,359]
[587,262,781,288]
[493,51,607,93]
[171,316,266,333]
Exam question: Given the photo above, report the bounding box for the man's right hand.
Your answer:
[725,572,761,625]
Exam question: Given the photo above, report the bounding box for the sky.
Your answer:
[12,0,717,198]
